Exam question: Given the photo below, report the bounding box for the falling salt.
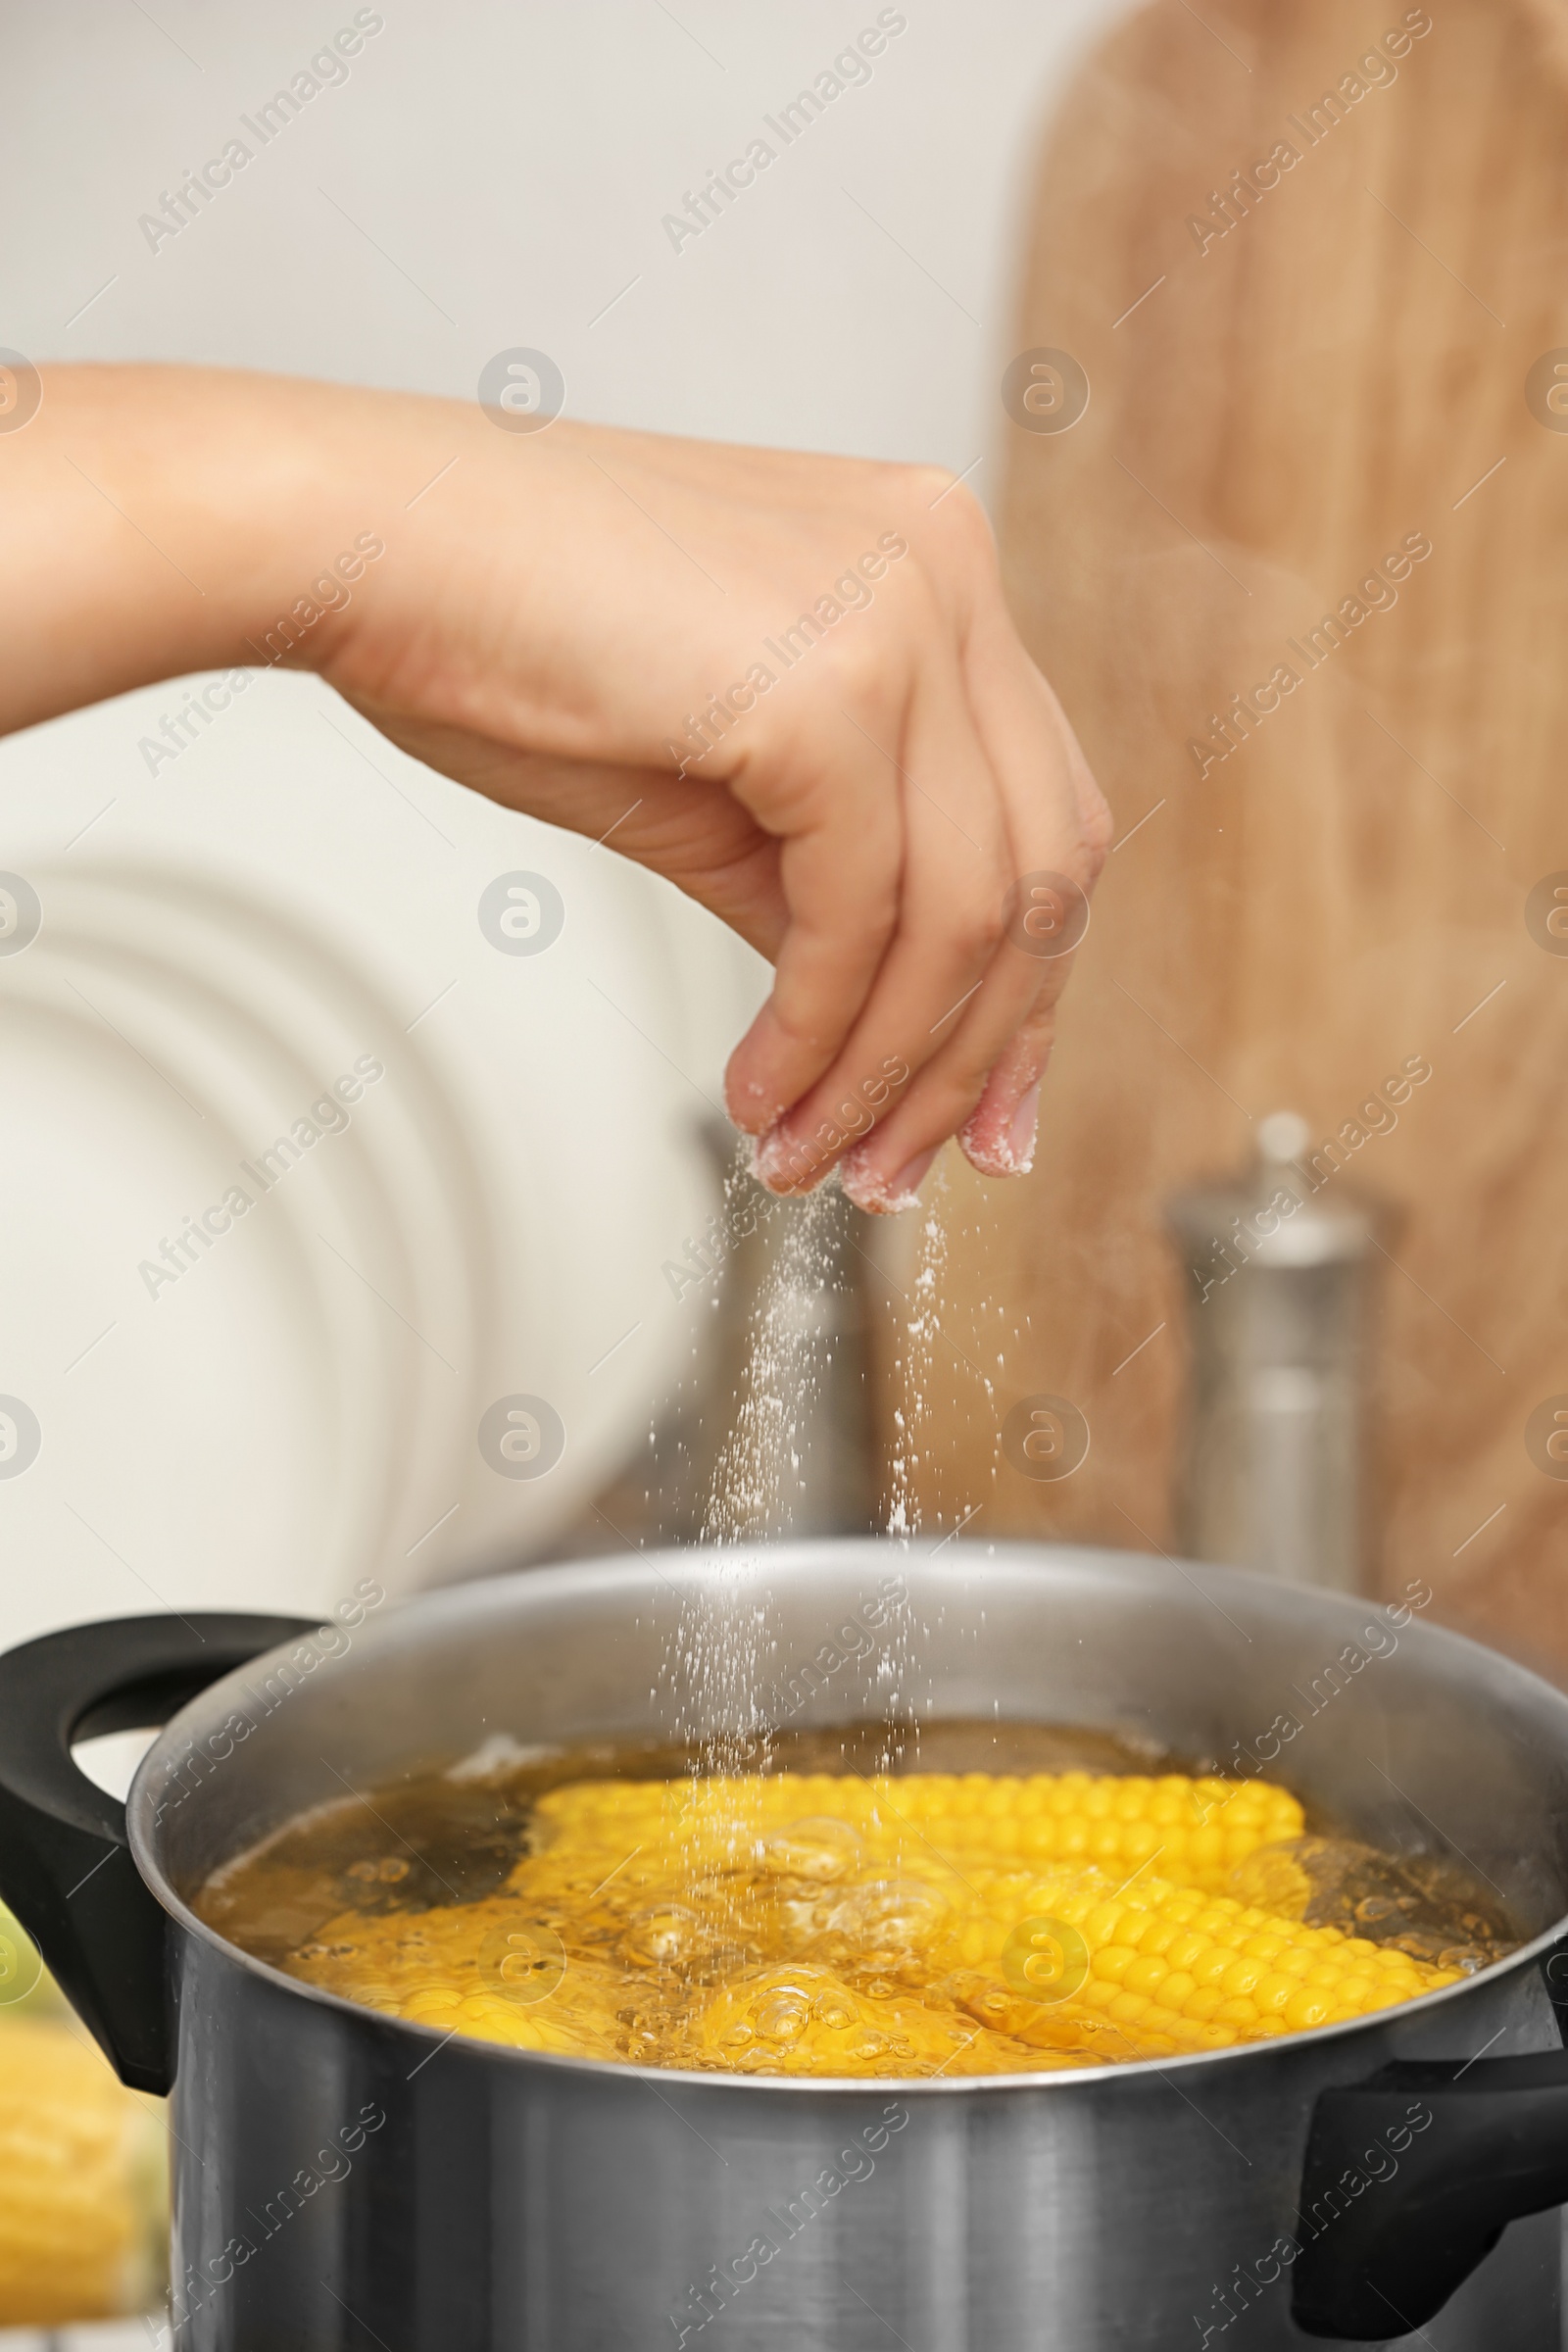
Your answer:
[661,1152,843,1917]
[886,1164,951,1544]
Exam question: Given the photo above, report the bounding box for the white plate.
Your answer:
[0,670,765,1645]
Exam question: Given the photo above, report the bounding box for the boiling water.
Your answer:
[192,1726,1515,2079]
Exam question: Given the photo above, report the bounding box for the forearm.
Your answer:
[2,363,659,764]
[2,364,419,735]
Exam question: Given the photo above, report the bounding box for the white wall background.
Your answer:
[0,0,1129,1651]
[7,0,1123,455]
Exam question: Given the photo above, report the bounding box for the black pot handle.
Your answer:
[0,1612,314,2095]
[1292,2047,1568,2337]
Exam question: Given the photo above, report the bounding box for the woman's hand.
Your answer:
[3,367,1109,1207]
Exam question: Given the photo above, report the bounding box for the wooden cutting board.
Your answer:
[896,0,1568,1674]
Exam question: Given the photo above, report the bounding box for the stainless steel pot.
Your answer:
[4,1542,1568,2351]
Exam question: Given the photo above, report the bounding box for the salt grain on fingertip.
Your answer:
[956,1108,1035,1180]
[839,1150,921,1216]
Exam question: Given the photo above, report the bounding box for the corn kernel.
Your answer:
[1190,1945,1235,1987]
[1093,1945,1140,1984]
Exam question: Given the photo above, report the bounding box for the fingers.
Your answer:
[840,978,1063,1209]
[741,657,1015,1196]
[953,618,1106,1177]
[719,670,906,1134]
[836,900,1074,1210]
[720,759,902,1129]
[956,1001,1058,1178]
[835,622,1102,1210]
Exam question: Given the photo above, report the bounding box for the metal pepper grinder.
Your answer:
[1164,1111,1385,1593]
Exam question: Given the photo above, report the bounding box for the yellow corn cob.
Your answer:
[931,1865,1462,2059]
[0,2014,167,2325]
[530,1769,1304,1896]
[860,1771,1303,1894]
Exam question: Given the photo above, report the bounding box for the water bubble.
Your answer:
[827,1878,948,1949]
[753,1987,811,2043]
[811,1988,858,2031]
[622,1905,705,1969]
[760,1817,861,1882]
[1437,1945,1490,1976]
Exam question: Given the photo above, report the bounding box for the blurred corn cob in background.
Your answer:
[0,1900,167,2327]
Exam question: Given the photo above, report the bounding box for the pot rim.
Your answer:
[128,1541,1568,2097]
